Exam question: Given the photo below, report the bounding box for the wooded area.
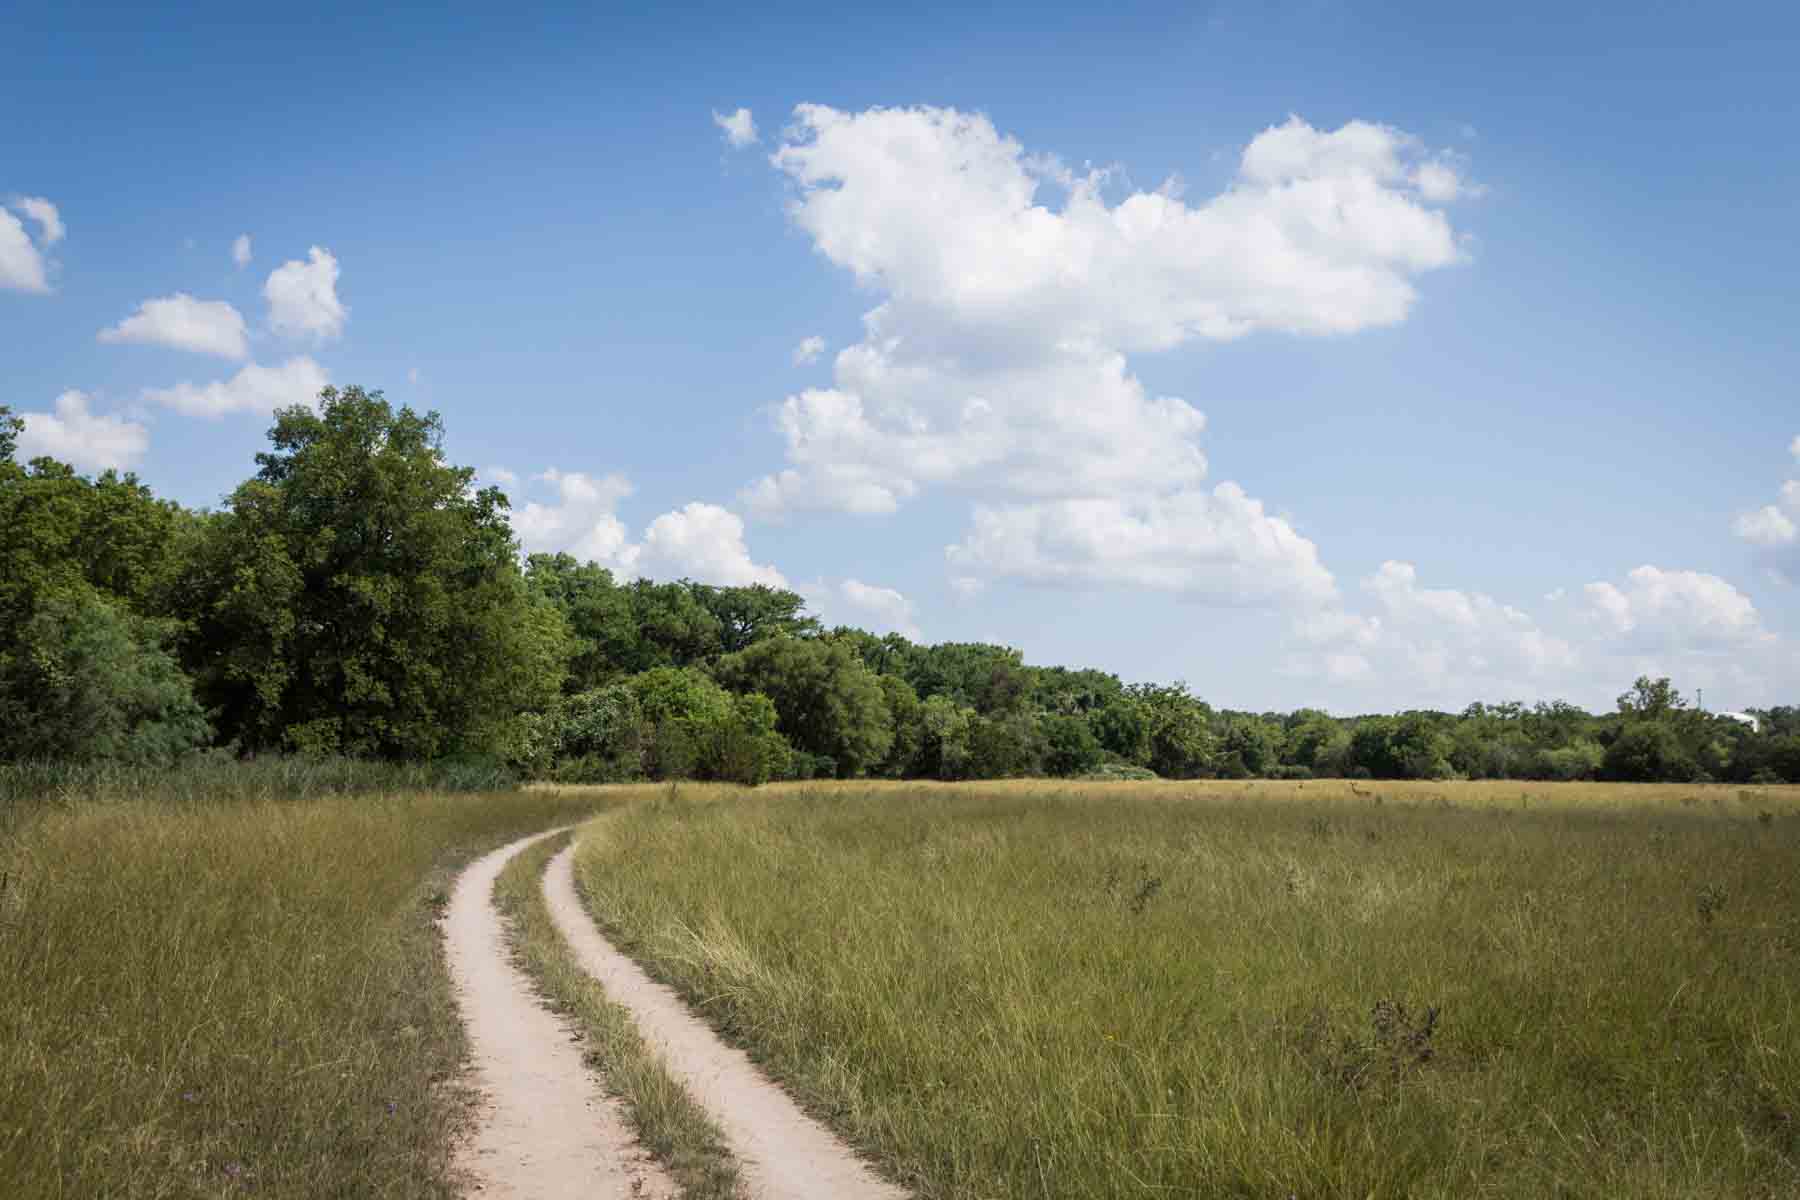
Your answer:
[5,387,1796,786]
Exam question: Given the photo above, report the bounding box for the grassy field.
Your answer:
[573,778,1800,1199]
[0,769,627,1199]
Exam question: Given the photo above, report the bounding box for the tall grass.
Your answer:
[575,779,1800,1199]
[0,753,519,841]
[0,775,613,1198]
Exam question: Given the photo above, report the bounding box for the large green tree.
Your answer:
[177,387,570,758]
[712,637,893,776]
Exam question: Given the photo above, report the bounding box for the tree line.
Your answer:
[4,387,1796,786]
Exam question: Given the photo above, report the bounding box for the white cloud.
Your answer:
[945,483,1336,606]
[232,234,252,268]
[511,469,638,565]
[98,293,250,359]
[506,471,786,587]
[13,197,64,245]
[817,578,923,639]
[1732,434,1800,579]
[264,246,347,341]
[742,106,1470,608]
[637,503,786,587]
[143,356,329,418]
[1284,561,1578,704]
[1285,560,1788,709]
[481,465,519,487]
[0,197,62,292]
[407,367,421,385]
[1578,566,1766,646]
[1414,161,1463,202]
[713,107,758,148]
[792,335,826,365]
[15,391,148,472]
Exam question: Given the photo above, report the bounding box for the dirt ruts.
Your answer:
[443,829,675,1198]
[543,842,909,1199]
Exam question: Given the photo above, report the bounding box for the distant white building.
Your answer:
[1718,711,1760,733]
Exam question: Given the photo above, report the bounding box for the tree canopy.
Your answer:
[4,391,1797,786]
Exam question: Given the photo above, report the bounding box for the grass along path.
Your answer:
[545,833,908,1199]
[573,779,1800,1200]
[490,830,740,1200]
[0,782,635,1199]
[446,829,675,1198]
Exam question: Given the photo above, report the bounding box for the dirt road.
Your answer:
[543,842,909,1199]
[443,830,675,1198]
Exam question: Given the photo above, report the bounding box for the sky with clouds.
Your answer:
[5,0,1797,713]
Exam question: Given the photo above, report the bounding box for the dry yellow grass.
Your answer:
[574,777,1800,1199]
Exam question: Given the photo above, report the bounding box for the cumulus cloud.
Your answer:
[638,502,787,587]
[98,293,250,359]
[946,483,1336,606]
[713,107,758,148]
[264,246,347,340]
[792,335,826,365]
[1578,566,1766,647]
[0,196,62,292]
[13,197,64,245]
[481,465,519,488]
[232,234,252,268]
[143,356,329,418]
[511,469,638,565]
[1287,561,1577,700]
[1285,559,1789,709]
[740,105,1470,606]
[1733,434,1800,579]
[505,470,786,587]
[15,391,148,471]
[811,578,922,639]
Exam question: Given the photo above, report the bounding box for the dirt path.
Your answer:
[444,830,675,1199]
[544,843,910,1200]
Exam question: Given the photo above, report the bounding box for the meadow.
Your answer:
[572,778,1800,1199]
[0,763,623,1199]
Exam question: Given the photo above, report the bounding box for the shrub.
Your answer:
[0,592,210,765]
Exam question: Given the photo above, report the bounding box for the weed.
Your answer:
[1697,881,1728,925]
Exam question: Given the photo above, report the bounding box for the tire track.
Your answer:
[544,842,909,1200]
[444,830,675,1198]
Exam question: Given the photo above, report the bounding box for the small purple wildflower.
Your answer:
[181,1091,199,1104]
[384,1101,397,1116]
[223,1161,243,1179]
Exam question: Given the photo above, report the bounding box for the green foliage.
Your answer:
[179,387,570,758]
[687,581,818,653]
[1040,712,1103,776]
[1131,683,1215,778]
[1604,721,1700,782]
[915,693,975,780]
[875,674,924,778]
[964,712,1045,779]
[712,637,893,777]
[547,684,646,782]
[0,592,210,764]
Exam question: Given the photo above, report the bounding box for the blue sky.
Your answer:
[5,0,1797,713]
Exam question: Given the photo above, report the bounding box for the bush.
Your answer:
[0,592,210,765]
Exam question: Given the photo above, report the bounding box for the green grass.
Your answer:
[574,779,1800,1199]
[492,825,742,1199]
[0,773,615,1199]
